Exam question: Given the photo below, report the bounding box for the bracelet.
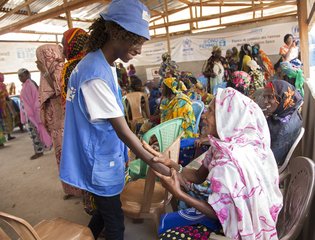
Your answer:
[178,164,183,173]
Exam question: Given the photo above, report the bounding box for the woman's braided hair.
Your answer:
[86,18,146,52]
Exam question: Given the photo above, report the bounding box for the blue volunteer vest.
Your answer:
[60,49,128,197]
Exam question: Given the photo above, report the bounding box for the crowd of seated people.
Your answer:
[8,22,303,239]
[117,36,304,239]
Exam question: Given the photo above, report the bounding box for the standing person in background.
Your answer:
[225,49,238,74]
[117,63,129,88]
[203,46,226,94]
[0,73,7,147]
[127,63,136,77]
[0,73,16,141]
[252,44,274,80]
[61,28,89,106]
[18,68,52,160]
[238,43,252,72]
[60,1,169,239]
[36,44,82,200]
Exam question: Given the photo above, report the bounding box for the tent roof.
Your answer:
[0,0,297,42]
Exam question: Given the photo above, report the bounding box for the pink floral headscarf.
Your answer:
[203,88,283,239]
[36,44,64,106]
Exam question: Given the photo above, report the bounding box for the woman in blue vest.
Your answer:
[60,1,169,239]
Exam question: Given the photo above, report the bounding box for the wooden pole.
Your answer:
[163,0,171,54]
[64,0,73,29]
[297,0,310,78]
[189,6,193,33]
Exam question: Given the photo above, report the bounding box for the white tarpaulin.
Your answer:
[0,21,299,71]
[131,21,298,66]
[0,42,44,73]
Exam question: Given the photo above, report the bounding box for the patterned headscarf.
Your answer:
[61,28,89,105]
[159,53,179,79]
[228,71,251,96]
[162,52,171,62]
[36,44,64,102]
[36,44,65,128]
[265,80,303,123]
[163,77,187,94]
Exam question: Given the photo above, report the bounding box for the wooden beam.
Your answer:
[16,30,63,35]
[0,0,109,35]
[150,0,296,30]
[0,8,94,23]
[164,0,171,54]
[189,6,193,32]
[178,0,191,5]
[24,0,32,16]
[0,0,37,22]
[297,0,309,78]
[0,0,9,9]
[149,6,189,23]
[188,1,296,7]
[151,13,297,39]
[192,11,297,32]
[64,0,73,28]
[307,2,315,25]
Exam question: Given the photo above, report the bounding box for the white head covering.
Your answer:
[203,87,283,239]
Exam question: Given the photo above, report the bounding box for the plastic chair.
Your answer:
[277,156,315,240]
[121,133,182,233]
[124,92,150,132]
[129,118,184,179]
[0,212,94,240]
[191,100,205,134]
[278,127,305,174]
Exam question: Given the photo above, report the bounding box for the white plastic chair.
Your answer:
[278,127,305,174]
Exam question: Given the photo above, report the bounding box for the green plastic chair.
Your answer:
[129,118,184,179]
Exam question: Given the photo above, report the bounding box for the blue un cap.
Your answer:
[100,0,151,40]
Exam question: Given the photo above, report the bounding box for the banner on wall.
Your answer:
[0,42,44,73]
[0,21,299,71]
[131,21,298,66]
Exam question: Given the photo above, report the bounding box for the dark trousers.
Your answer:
[88,194,125,240]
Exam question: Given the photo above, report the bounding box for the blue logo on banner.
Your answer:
[199,39,226,49]
[183,38,193,55]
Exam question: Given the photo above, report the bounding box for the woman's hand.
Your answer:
[153,168,183,198]
[142,140,173,167]
[194,136,209,148]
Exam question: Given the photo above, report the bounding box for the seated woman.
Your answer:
[226,70,252,96]
[259,80,303,166]
[146,87,282,239]
[193,81,214,105]
[160,77,197,139]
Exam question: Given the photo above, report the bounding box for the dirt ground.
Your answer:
[0,129,156,239]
